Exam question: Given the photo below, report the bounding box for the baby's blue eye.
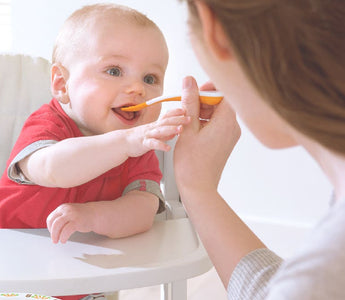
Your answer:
[107,67,121,77]
[144,75,156,84]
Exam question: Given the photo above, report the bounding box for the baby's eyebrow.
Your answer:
[97,54,127,63]
[149,63,166,74]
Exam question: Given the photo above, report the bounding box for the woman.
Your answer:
[174,0,345,299]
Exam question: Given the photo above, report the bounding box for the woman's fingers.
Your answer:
[199,103,215,121]
[199,81,218,120]
[199,81,216,91]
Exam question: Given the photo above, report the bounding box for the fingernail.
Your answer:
[183,76,193,89]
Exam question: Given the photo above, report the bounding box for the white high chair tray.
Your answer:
[0,219,211,296]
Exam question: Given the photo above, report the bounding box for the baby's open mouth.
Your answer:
[112,107,138,121]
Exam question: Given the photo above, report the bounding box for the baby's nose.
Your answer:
[124,78,145,97]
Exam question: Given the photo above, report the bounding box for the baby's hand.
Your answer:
[47,203,94,243]
[125,108,190,157]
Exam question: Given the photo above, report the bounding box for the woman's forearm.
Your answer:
[180,188,266,287]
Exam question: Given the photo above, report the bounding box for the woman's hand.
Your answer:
[173,77,266,288]
[174,76,241,194]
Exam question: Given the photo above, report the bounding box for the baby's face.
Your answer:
[61,16,169,136]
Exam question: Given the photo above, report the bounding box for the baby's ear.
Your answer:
[51,63,69,103]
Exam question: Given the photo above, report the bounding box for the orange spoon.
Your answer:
[121,91,223,112]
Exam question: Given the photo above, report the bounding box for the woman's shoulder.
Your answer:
[267,202,345,299]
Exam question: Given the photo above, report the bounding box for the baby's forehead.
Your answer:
[58,20,168,70]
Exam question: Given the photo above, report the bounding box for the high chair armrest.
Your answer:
[165,198,187,219]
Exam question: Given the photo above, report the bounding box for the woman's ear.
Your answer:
[194,1,232,60]
[51,63,69,104]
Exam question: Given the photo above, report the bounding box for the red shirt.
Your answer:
[0,98,162,228]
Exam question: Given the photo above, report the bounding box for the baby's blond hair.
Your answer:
[52,3,161,65]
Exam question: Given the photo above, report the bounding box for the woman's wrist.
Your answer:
[178,184,219,204]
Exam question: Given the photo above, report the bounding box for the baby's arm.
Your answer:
[47,190,159,243]
[18,108,189,188]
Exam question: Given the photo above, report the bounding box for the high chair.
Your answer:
[0,54,212,300]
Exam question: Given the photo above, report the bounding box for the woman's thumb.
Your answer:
[181,76,200,121]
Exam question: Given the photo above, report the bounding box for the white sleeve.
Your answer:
[228,200,345,300]
[227,248,282,300]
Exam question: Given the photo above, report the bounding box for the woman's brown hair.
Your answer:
[185,0,345,154]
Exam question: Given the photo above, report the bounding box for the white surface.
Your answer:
[0,219,211,296]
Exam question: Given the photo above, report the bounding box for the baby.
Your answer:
[0,4,189,245]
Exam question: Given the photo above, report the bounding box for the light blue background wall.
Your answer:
[10,0,332,228]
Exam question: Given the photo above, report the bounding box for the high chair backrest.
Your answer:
[0,54,52,174]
